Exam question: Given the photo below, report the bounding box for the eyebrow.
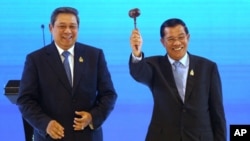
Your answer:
[57,23,77,25]
[166,33,186,38]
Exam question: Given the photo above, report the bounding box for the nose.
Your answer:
[173,39,181,46]
[64,26,72,33]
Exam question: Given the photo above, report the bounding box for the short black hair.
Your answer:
[50,7,79,26]
[160,18,189,38]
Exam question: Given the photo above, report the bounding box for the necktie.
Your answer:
[62,51,72,86]
[173,61,185,102]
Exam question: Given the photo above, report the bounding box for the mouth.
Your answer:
[62,35,73,40]
[172,47,183,51]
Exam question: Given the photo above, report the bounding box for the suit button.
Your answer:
[182,109,186,112]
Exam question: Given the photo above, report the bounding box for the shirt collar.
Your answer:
[55,42,75,56]
[168,52,189,67]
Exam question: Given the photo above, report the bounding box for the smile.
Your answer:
[173,47,183,51]
[62,35,72,40]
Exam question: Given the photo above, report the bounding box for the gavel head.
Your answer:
[129,8,140,19]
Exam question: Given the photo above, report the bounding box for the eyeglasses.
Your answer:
[56,24,78,30]
[165,34,187,44]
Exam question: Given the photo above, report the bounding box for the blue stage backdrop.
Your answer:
[0,0,250,140]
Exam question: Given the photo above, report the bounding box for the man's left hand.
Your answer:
[73,111,92,130]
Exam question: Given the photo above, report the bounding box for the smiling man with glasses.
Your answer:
[129,18,226,141]
[17,7,117,141]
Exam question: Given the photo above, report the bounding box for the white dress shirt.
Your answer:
[55,43,74,85]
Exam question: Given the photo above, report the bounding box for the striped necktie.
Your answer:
[62,51,72,86]
[173,61,185,102]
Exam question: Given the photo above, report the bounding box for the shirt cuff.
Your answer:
[131,53,142,63]
[89,122,94,130]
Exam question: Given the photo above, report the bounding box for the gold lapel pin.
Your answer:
[79,57,84,63]
[190,69,194,76]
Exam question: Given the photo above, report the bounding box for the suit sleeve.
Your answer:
[129,53,153,86]
[89,50,117,129]
[209,63,227,141]
[16,54,51,137]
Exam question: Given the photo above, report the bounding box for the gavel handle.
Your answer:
[134,18,137,29]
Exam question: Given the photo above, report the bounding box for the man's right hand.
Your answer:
[46,120,64,139]
[130,29,143,57]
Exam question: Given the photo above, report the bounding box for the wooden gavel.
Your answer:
[129,8,140,29]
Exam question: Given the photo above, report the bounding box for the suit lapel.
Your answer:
[160,55,183,103]
[45,43,72,93]
[184,54,196,102]
[72,44,85,93]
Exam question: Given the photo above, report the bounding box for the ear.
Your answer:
[187,34,190,41]
[160,38,166,48]
[49,24,53,33]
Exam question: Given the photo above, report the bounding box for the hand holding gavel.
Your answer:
[129,8,142,56]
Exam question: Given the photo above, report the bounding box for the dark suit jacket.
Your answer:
[129,53,226,141]
[17,42,117,141]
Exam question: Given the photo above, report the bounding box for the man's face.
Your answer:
[161,25,190,60]
[50,13,78,50]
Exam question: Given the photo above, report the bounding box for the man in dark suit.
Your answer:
[129,18,226,141]
[17,7,117,141]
